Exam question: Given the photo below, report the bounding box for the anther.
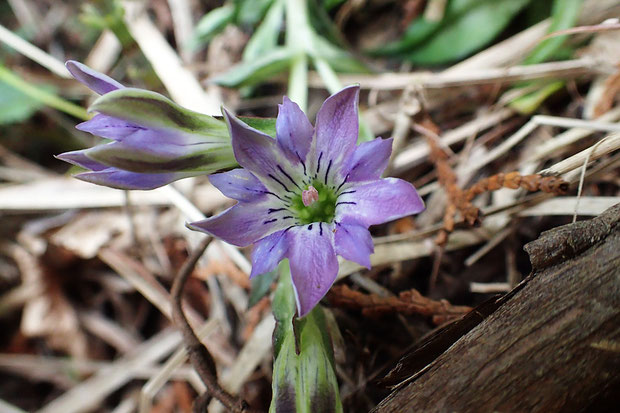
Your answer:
[302,185,319,207]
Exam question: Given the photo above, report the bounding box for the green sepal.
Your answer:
[89,88,229,139]
[85,143,236,174]
[211,47,295,88]
[270,261,342,413]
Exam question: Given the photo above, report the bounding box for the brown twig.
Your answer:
[328,285,471,325]
[419,116,569,248]
[171,237,253,413]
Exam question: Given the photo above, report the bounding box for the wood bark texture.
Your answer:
[373,203,620,413]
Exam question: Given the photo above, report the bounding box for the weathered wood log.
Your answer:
[373,203,620,413]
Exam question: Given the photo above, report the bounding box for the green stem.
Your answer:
[313,56,341,94]
[270,261,343,413]
[285,0,310,111]
[288,53,308,112]
[0,65,90,120]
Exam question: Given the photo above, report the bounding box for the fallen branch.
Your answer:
[373,203,620,413]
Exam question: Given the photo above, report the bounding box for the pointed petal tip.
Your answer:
[65,60,124,95]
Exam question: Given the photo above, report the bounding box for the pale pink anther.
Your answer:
[302,185,319,206]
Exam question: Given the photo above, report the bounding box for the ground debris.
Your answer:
[328,285,471,325]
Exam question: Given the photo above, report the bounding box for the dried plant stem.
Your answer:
[171,237,252,412]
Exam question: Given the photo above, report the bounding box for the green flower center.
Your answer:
[291,180,337,225]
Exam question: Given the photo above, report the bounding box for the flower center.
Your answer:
[291,180,337,225]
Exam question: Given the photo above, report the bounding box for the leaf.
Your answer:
[522,0,582,64]
[235,0,275,26]
[311,34,369,74]
[0,80,44,124]
[270,261,342,413]
[369,0,507,57]
[406,0,532,64]
[238,116,277,138]
[211,47,294,88]
[322,0,347,12]
[509,80,564,114]
[89,88,228,139]
[367,17,441,56]
[507,0,582,113]
[187,5,235,51]
[248,269,278,309]
[242,0,284,61]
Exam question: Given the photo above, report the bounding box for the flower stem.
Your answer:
[0,65,90,120]
[271,261,343,413]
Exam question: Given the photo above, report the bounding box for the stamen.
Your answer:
[302,185,319,206]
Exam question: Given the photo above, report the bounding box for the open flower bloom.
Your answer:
[56,61,235,189]
[190,86,425,316]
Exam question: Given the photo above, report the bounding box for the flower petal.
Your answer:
[66,60,124,95]
[76,114,143,141]
[250,229,289,278]
[56,150,107,171]
[223,108,305,194]
[189,198,290,247]
[286,223,338,317]
[344,137,392,182]
[75,169,192,190]
[276,96,313,162]
[336,178,425,227]
[209,168,267,202]
[312,85,360,173]
[334,223,373,268]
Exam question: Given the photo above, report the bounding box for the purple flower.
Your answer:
[189,86,425,317]
[56,61,235,190]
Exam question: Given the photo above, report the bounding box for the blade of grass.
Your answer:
[0,65,89,120]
